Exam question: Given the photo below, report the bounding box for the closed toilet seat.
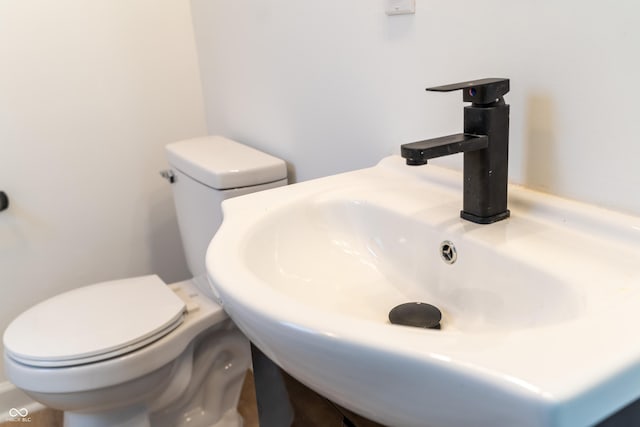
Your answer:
[3,275,186,367]
[3,277,229,394]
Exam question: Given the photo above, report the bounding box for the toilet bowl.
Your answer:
[2,136,288,427]
[4,276,247,427]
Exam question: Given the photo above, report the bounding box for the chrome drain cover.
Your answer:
[440,240,457,264]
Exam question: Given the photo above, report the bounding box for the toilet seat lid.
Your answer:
[3,275,186,367]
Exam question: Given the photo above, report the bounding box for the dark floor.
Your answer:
[0,370,384,427]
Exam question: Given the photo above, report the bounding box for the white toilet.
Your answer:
[2,136,287,427]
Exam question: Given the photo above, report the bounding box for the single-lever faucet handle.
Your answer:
[427,78,509,105]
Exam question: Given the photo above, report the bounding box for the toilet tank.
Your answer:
[165,136,287,279]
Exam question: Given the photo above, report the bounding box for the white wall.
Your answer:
[0,0,637,413]
[0,0,206,392]
[191,0,640,216]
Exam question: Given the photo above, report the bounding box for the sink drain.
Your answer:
[389,302,442,329]
[440,240,457,264]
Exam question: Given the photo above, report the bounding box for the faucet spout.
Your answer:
[401,133,488,166]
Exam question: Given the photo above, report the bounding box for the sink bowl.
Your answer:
[206,156,640,427]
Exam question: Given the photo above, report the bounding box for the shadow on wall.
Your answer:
[146,188,190,284]
[523,94,557,193]
[285,162,296,185]
[0,199,52,260]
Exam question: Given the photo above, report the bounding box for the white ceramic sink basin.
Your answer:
[207,156,640,427]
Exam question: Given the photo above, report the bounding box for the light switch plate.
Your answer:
[386,0,415,15]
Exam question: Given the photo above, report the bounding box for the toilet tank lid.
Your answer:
[165,136,287,190]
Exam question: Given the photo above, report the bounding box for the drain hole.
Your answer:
[440,240,457,264]
[389,302,442,329]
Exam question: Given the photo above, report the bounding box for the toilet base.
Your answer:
[63,407,243,427]
[64,404,150,427]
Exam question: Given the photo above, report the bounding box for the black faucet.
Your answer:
[401,78,510,224]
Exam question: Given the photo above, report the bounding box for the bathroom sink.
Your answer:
[206,156,640,427]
